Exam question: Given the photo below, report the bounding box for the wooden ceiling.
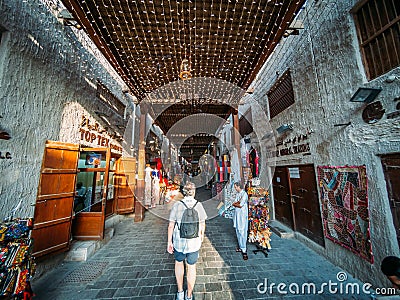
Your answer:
[61,0,305,100]
[153,102,232,133]
[180,133,218,160]
[61,0,306,161]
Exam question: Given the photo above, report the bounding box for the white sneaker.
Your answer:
[185,291,193,300]
[176,291,184,300]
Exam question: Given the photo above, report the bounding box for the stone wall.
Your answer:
[0,0,130,220]
[249,0,400,287]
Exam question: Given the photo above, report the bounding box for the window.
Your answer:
[267,69,294,119]
[352,0,400,80]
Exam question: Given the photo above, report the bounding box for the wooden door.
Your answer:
[381,154,400,249]
[72,148,110,240]
[31,141,79,257]
[272,166,294,229]
[290,165,325,246]
[114,157,136,214]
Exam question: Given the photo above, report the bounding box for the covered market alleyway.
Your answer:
[32,188,370,300]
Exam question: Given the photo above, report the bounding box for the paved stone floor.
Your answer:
[32,190,373,300]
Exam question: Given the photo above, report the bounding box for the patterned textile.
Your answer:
[248,188,271,249]
[14,269,29,295]
[318,166,373,263]
[0,220,35,298]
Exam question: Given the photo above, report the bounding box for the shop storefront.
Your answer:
[272,164,324,247]
[31,107,136,258]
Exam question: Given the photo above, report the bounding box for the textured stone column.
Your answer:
[134,107,147,222]
[232,109,243,181]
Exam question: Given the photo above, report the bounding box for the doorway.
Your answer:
[272,164,325,246]
[72,147,111,240]
[381,153,400,249]
[72,149,136,239]
[33,141,136,257]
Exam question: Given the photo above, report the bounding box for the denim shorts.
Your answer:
[174,250,199,265]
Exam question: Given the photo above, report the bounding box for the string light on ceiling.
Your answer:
[60,0,306,101]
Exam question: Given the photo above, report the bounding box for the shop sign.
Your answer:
[288,167,300,179]
[267,130,312,158]
[79,115,123,153]
[0,152,12,159]
[277,143,310,157]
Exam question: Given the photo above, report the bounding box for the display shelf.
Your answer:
[247,187,272,257]
[0,219,35,299]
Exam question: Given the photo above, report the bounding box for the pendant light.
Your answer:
[179,59,192,80]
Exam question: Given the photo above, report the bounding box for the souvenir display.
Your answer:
[214,155,230,183]
[164,183,182,203]
[217,175,237,219]
[248,187,272,257]
[0,219,35,299]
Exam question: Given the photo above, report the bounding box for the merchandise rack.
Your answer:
[247,186,272,257]
[0,219,35,299]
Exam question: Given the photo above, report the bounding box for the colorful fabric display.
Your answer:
[14,269,29,295]
[0,270,7,294]
[0,226,7,242]
[0,219,34,298]
[2,268,17,296]
[254,151,259,176]
[4,222,30,241]
[12,245,28,266]
[0,247,8,263]
[247,188,272,249]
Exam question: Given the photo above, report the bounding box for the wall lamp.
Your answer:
[58,9,82,30]
[283,20,304,38]
[349,87,382,103]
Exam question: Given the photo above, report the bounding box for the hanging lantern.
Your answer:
[179,59,192,80]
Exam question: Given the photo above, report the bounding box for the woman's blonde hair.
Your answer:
[182,181,196,197]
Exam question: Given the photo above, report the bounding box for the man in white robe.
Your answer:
[233,181,249,260]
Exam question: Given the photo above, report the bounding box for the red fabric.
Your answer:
[154,158,162,170]
[255,151,259,176]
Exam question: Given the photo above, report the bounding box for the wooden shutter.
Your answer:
[115,157,136,214]
[31,141,79,257]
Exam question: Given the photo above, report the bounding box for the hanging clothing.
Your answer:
[151,170,160,207]
[230,148,241,183]
[254,150,259,177]
[249,148,258,178]
[144,166,153,206]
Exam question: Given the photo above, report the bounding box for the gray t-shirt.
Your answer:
[169,196,207,253]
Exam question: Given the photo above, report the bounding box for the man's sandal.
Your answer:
[242,252,248,260]
[235,247,242,252]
